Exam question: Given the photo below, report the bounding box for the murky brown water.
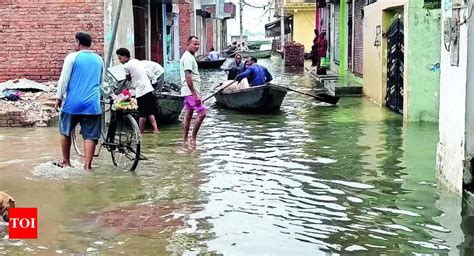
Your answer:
[0,58,471,255]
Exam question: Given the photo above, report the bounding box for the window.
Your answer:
[424,0,441,9]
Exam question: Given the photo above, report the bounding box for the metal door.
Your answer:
[386,18,404,114]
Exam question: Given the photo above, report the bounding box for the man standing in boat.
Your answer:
[180,36,207,148]
[234,57,273,87]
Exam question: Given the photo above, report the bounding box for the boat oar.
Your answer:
[203,80,238,102]
[272,84,340,105]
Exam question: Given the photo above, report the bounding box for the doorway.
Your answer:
[150,2,164,64]
[133,0,148,60]
[385,17,404,114]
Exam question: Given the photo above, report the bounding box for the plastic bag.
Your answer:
[320,57,330,69]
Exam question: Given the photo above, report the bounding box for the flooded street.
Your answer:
[0,57,470,254]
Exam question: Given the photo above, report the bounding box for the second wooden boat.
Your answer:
[238,49,273,59]
[196,58,226,69]
[153,91,184,123]
[214,84,287,112]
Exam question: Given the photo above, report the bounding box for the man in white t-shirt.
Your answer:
[116,48,159,133]
[207,47,220,61]
[180,36,206,148]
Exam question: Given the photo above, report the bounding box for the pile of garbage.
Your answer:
[0,79,58,127]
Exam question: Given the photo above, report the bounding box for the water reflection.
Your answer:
[0,57,472,254]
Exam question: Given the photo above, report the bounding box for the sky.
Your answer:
[226,0,274,40]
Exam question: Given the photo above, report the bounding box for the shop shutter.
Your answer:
[334,3,340,64]
[353,0,364,76]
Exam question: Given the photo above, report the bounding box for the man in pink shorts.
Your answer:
[180,36,207,148]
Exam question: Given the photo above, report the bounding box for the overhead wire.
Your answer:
[242,0,273,9]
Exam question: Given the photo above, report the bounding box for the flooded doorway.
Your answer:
[150,2,164,64]
[133,0,148,60]
[386,16,404,114]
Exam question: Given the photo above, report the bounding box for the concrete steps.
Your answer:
[306,66,363,97]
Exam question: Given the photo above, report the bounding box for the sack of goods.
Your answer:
[111,89,138,111]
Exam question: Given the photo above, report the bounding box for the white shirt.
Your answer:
[141,60,164,84]
[180,51,201,96]
[123,59,154,98]
[208,51,220,60]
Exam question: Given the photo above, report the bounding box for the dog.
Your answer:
[0,191,15,222]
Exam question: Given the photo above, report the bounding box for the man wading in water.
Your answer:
[180,36,207,148]
[54,32,104,170]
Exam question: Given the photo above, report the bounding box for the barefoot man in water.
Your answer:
[54,32,103,170]
[180,36,207,148]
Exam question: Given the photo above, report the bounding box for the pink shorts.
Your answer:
[184,95,207,113]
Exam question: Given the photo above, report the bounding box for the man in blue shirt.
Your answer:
[54,32,104,170]
[235,57,272,86]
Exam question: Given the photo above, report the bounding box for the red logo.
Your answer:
[8,208,38,239]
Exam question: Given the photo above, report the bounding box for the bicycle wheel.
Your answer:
[106,114,141,171]
[72,125,85,156]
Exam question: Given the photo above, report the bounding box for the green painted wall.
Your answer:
[407,1,441,122]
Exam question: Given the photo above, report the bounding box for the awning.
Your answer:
[265,16,293,38]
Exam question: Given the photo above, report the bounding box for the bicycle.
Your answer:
[71,68,143,171]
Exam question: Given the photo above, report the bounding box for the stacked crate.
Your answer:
[284,42,305,66]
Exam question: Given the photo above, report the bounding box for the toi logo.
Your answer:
[8,208,38,239]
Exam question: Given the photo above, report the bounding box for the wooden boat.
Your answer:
[247,43,262,50]
[153,91,184,124]
[247,40,271,50]
[196,58,226,69]
[214,84,287,112]
[238,49,273,58]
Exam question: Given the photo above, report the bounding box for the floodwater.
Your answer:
[0,57,472,255]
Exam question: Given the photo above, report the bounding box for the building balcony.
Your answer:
[284,0,316,11]
[201,0,217,6]
[202,1,236,19]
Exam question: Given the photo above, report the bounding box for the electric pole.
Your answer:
[239,0,243,41]
[280,0,284,51]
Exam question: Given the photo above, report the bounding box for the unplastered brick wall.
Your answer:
[206,19,213,52]
[0,0,105,83]
[0,110,32,127]
[178,3,191,55]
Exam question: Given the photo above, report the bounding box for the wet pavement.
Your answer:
[0,57,472,255]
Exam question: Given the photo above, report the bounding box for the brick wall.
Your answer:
[0,110,33,127]
[206,19,214,52]
[0,0,104,83]
[179,3,192,55]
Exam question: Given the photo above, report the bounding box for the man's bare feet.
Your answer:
[182,139,189,148]
[153,129,160,133]
[52,159,72,168]
[188,138,196,148]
